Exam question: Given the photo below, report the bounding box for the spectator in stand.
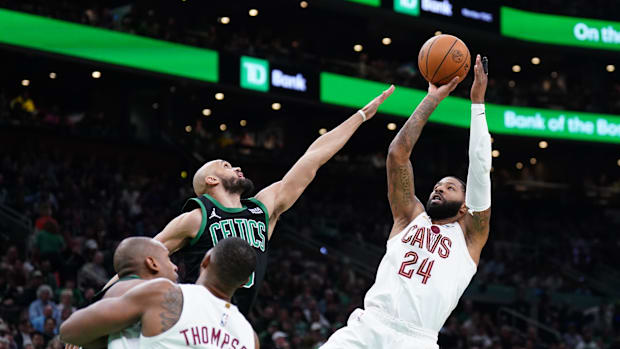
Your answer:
[34,204,56,233]
[28,286,58,327]
[30,331,44,349]
[15,311,34,349]
[576,328,599,349]
[35,222,64,268]
[31,305,57,333]
[76,251,107,290]
[41,318,57,345]
[56,290,75,315]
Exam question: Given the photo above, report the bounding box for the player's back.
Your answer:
[139,284,255,349]
[364,211,477,333]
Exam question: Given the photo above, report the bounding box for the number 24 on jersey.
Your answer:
[398,251,435,284]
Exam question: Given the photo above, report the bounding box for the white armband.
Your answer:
[465,104,492,214]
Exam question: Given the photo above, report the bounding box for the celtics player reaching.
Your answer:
[61,238,259,349]
[104,86,394,315]
[322,55,491,349]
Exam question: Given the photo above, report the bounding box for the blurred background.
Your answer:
[0,0,619,348]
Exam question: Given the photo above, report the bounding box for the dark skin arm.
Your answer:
[461,54,492,264]
[387,77,461,239]
[60,279,181,345]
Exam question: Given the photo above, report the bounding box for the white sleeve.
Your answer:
[465,104,492,214]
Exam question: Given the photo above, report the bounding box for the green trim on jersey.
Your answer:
[202,194,247,213]
[118,274,141,281]
[189,198,208,247]
[247,198,269,234]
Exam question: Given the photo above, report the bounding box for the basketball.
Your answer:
[418,34,471,85]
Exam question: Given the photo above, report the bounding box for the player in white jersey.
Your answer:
[60,237,259,349]
[322,55,492,349]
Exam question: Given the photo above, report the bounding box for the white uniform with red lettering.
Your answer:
[139,284,255,349]
[322,212,476,349]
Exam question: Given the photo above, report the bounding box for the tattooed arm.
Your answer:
[60,279,181,345]
[387,77,461,239]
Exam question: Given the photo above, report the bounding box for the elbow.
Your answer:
[59,322,79,345]
[387,144,409,163]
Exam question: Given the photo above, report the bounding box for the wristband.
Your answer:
[358,110,367,122]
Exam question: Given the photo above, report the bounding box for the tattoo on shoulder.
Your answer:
[159,286,183,332]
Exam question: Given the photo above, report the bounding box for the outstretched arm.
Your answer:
[60,279,176,346]
[102,209,201,290]
[463,55,492,264]
[60,284,149,345]
[256,86,395,239]
[387,77,461,239]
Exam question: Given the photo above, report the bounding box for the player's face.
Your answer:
[218,160,254,196]
[153,242,178,282]
[426,177,465,220]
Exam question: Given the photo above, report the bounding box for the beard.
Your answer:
[221,176,255,197]
[425,197,462,220]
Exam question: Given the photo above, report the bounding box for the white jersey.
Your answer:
[139,284,255,349]
[364,212,477,334]
[108,322,140,349]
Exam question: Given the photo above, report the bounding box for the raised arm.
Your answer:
[256,86,394,239]
[153,209,203,254]
[60,281,154,345]
[60,279,177,346]
[463,55,492,264]
[102,209,201,290]
[387,77,461,238]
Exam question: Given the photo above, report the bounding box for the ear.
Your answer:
[145,256,160,274]
[205,176,219,186]
[459,202,468,216]
[200,250,212,270]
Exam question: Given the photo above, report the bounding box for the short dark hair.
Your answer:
[211,238,256,290]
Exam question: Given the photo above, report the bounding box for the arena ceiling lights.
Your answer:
[0,9,219,82]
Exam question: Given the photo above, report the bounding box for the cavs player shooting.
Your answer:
[322,55,492,349]
[103,86,395,315]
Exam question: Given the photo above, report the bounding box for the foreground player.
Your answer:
[322,55,491,349]
[104,237,178,349]
[106,86,395,315]
[61,237,258,349]
[64,237,178,349]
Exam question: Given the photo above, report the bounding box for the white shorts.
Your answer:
[321,308,439,349]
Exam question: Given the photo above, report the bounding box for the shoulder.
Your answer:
[126,279,179,302]
[183,208,203,226]
[103,279,144,299]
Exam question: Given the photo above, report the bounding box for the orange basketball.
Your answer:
[418,34,470,85]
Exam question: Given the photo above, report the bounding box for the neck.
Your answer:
[430,216,459,225]
[196,273,233,302]
[205,189,243,208]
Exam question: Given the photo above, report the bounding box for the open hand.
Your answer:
[359,85,395,121]
[470,54,488,104]
[428,76,460,102]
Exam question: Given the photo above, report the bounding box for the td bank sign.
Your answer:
[394,0,420,16]
[240,56,307,92]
